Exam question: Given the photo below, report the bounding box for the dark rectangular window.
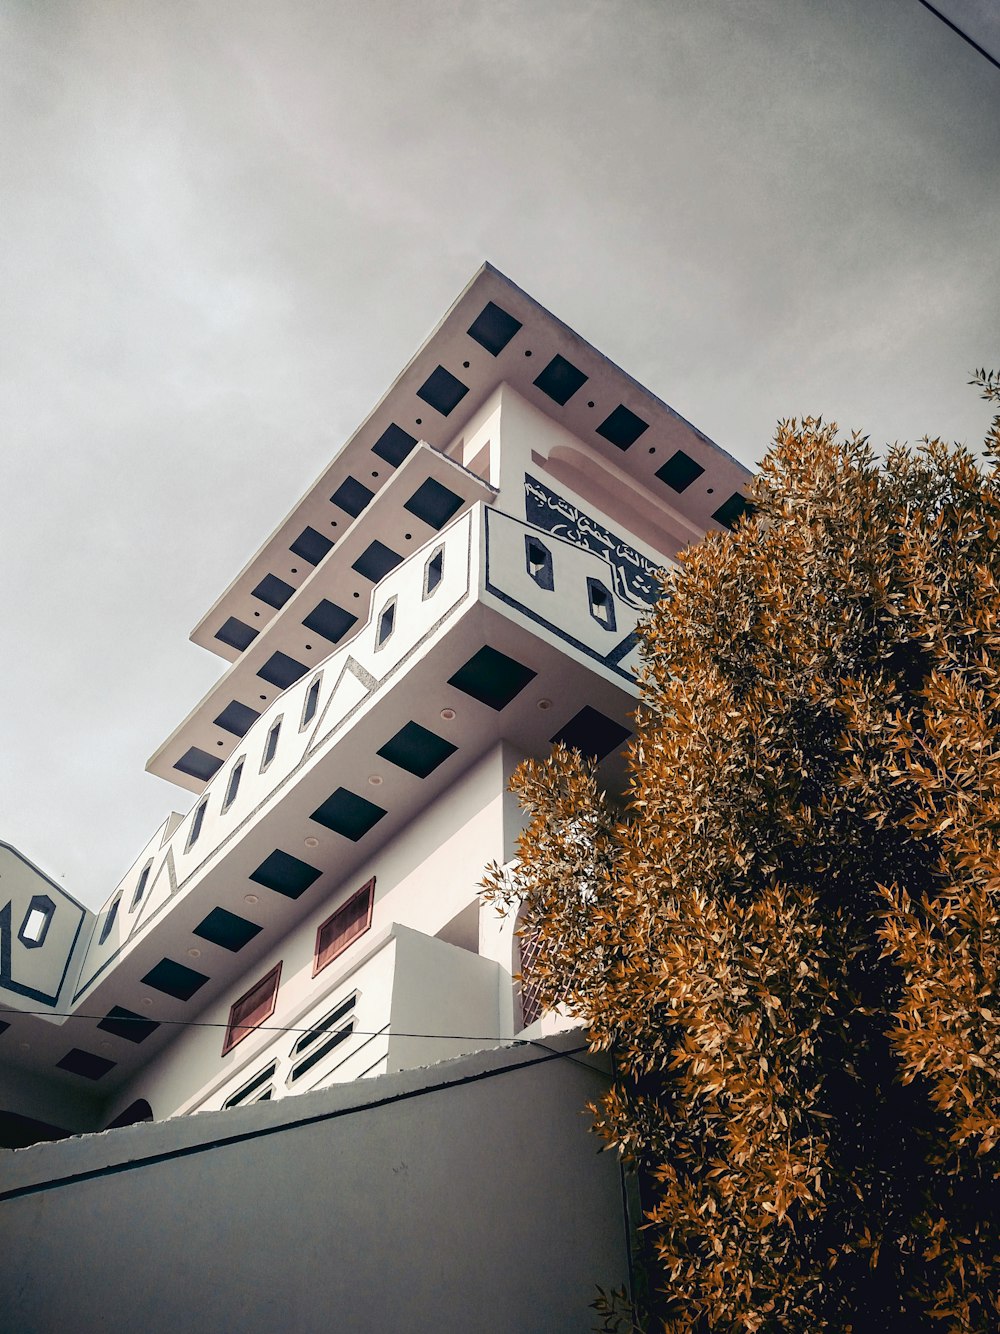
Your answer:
[222,962,282,1056]
[292,994,358,1057]
[525,536,554,590]
[313,879,375,976]
[223,1061,277,1108]
[289,1022,354,1083]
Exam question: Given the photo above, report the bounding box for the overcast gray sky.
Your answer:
[2,0,998,910]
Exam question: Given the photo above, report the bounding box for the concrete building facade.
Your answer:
[1,264,750,1141]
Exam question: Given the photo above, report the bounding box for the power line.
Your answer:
[916,0,1000,72]
[0,1006,612,1079]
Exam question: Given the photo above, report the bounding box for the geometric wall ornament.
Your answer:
[248,850,323,900]
[376,721,458,779]
[193,907,263,953]
[310,788,387,842]
[213,700,261,738]
[403,478,464,532]
[467,301,522,356]
[214,617,259,652]
[140,958,210,1002]
[97,1006,161,1044]
[655,449,705,493]
[289,526,334,566]
[330,476,375,518]
[302,599,359,645]
[596,404,648,450]
[371,424,418,467]
[550,705,631,762]
[173,747,223,782]
[55,1048,117,1080]
[252,574,296,609]
[257,652,308,690]
[416,366,469,417]
[533,354,588,406]
[711,492,751,530]
[351,541,403,584]
[447,645,537,711]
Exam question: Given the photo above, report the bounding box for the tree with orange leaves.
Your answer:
[484,373,1000,1332]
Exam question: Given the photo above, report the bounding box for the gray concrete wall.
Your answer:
[0,1032,631,1334]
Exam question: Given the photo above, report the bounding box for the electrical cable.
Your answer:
[916,0,1000,72]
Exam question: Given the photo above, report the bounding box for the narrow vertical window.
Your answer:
[131,861,153,911]
[99,896,122,946]
[301,676,322,728]
[222,758,244,812]
[376,599,396,649]
[262,718,282,771]
[525,536,554,590]
[423,546,444,598]
[187,798,208,850]
[587,577,616,631]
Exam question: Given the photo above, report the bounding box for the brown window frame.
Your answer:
[313,878,375,977]
[222,961,282,1056]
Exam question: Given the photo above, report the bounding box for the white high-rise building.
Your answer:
[0,265,751,1145]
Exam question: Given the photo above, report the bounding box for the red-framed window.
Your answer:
[222,961,282,1056]
[313,878,375,977]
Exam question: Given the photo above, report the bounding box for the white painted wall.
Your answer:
[0,1034,630,1334]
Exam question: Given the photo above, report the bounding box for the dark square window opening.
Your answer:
[252,574,295,610]
[372,423,418,467]
[404,477,464,532]
[330,476,374,518]
[377,720,458,778]
[290,526,334,566]
[310,788,387,842]
[193,907,263,953]
[352,541,403,584]
[215,617,258,652]
[248,849,322,900]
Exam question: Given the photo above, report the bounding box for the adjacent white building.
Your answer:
[0,264,751,1145]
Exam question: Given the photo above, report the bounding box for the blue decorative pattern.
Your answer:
[524,474,664,606]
